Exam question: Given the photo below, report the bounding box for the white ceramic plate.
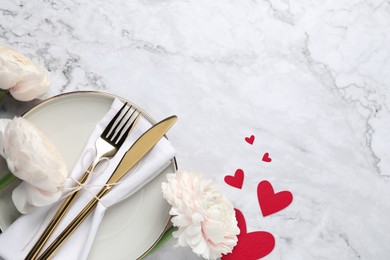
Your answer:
[0,91,175,259]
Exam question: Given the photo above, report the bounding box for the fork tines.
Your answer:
[103,102,141,146]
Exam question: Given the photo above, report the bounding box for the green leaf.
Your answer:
[0,89,8,104]
[0,171,16,191]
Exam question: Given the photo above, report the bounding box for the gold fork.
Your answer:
[26,102,141,260]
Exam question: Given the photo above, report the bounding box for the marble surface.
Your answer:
[1,0,390,259]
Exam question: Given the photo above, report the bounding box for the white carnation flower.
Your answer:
[0,45,49,101]
[0,117,68,214]
[162,170,239,260]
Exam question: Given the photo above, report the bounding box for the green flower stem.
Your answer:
[0,89,8,103]
[0,171,16,191]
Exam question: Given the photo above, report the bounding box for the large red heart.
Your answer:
[222,209,275,260]
[257,180,293,217]
[224,169,244,189]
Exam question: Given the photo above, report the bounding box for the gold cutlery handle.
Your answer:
[36,186,111,260]
[25,165,93,260]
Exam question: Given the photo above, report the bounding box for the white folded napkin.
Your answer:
[0,99,176,260]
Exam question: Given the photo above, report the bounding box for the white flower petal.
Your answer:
[192,212,204,223]
[203,220,225,244]
[12,182,61,214]
[0,119,11,157]
[186,223,201,236]
[171,214,191,227]
[0,71,20,90]
[0,45,49,100]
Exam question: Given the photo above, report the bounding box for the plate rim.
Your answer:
[20,90,175,259]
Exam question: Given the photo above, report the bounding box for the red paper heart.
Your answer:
[257,180,293,217]
[262,152,272,162]
[224,169,244,189]
[245,135,255,145]
[222,209,275,260]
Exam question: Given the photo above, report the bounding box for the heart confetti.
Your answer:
[223,136,294,258]
[262,152,272,162]
[222,209,275,260]
[245,135,255,145]
[257,180,293,217]
[224,169,244,189]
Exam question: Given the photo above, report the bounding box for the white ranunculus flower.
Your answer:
[0,117,68,214]
[162,170,240,260]
[12,182,62,214]
[0,45,50,101]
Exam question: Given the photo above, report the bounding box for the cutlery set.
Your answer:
[25,103,177,260]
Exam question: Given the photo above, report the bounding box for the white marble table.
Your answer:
[1,0,390,259]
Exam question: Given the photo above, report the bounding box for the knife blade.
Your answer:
[107,115,177,184]
[36,115,177,260]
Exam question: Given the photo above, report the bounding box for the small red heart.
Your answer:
[262,152,272,162]
[222,209,275,260]
[224,169,244,189]
[245,135,255,145]
[257,180,293,217]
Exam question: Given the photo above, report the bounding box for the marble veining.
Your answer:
[1,0,390,259]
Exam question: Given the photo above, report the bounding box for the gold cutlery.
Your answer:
[26,103,141,260]
[35,115,177,260]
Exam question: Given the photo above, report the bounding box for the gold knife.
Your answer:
[35,115,177,260]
